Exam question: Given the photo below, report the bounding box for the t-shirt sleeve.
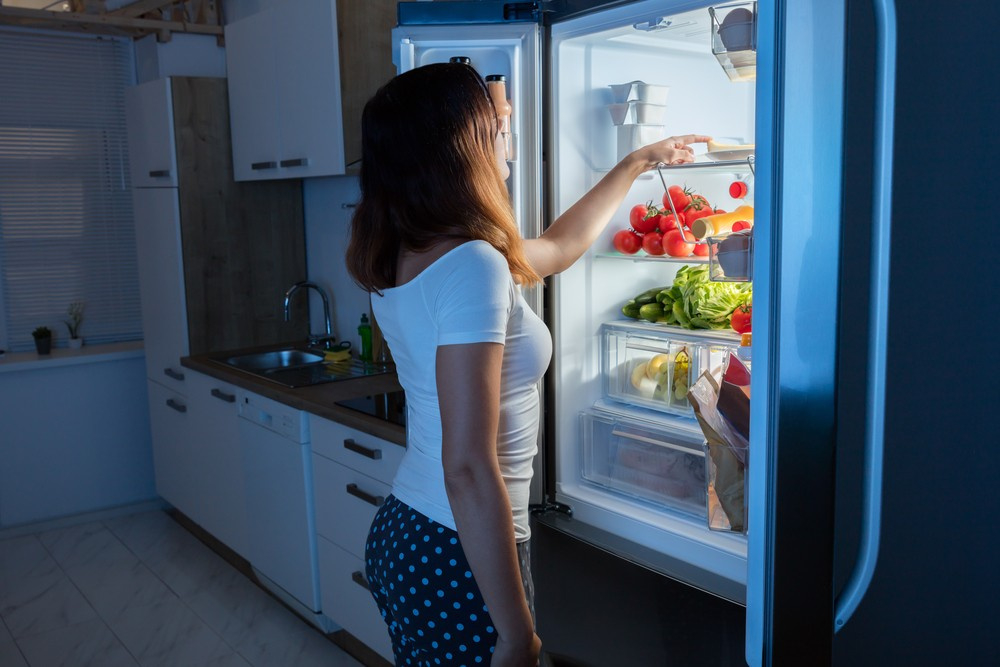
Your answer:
[434,243,513,346]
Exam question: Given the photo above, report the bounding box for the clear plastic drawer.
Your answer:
[580,409,707,517]
[603,322,739,417]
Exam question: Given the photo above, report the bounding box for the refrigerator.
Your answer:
[392,1,1000,665]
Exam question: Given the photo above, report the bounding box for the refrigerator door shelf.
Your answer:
[580,407,707,518]
[603,320,739,418]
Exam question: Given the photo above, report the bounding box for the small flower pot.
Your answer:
[34,336,52,355]
[68,337,83,349]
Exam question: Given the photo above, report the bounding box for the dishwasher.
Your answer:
[237,389,330,630]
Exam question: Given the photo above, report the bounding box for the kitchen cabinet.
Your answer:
[225,0,396,180]
[312,414,400,661]
[125,77,178,188]
[146,379,196,516]
[186,372,248,558]
[132,187,189,392]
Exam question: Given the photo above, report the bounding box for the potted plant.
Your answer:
[32,326,52,355]
[64,301,85,349]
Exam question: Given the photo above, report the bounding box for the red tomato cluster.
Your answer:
[612,185,725,258]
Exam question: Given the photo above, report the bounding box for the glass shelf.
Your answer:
[598,156,754,176]
[595,252,709,264]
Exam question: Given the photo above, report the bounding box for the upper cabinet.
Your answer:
[225,0,396,181]
[125,78,178,187]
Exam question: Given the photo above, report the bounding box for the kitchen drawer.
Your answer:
[603,321,738,418]
[581,408,707,518]
[311,415,403,486]
[313,452,389,558]
[318,535,393,662]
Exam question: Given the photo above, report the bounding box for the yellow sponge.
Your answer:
[324,349,352,363]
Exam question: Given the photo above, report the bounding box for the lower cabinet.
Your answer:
[146,378,196,516]
[146,371,247,559]
[318,535,394,660]
[311,414,403,662]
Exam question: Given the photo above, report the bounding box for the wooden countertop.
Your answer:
[182,344,406,447]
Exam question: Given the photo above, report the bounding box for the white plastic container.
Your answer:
[608,81,669,105]
[603,321,739,418]
[616,124,664,161]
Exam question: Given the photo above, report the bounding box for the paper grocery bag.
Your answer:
[689,371,746,533]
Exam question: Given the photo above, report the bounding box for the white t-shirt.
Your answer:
[372,240,551,542]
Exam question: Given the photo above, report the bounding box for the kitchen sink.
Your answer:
[223,348,326,372]
[217,346,394,388]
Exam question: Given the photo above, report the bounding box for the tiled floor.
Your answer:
[0,509,363,667]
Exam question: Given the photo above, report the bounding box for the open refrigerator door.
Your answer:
[392,20,543,319]
[545,0,757,602]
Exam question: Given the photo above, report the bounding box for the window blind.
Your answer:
[0,28,139,352]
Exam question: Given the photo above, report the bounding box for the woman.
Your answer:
[347,62,708,666]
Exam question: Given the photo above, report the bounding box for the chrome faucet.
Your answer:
[283,281,333,348]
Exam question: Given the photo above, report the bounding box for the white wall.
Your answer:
[302,176,371,349]
[0,352,156,527]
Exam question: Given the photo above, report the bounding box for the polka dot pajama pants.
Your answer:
[365,494,533,666]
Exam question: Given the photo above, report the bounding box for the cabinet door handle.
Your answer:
[148,169,171,178]
[166,398,187,413]
[279,157,310,168]
[163,368,185,381]
[211,388,236,403]
[251,160,278,170]
[351,570,370,591]
[344,438,382,460]
[345,483,384,507]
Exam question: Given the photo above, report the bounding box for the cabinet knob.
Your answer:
[345,483,384,507]
[211,388,236,403]
[166,398,187,413]
[148,169,171,178]
[250,161,278,171]
[351,570,370,591]
[163,368,185,381]
[279,157,310,168]
[344,438,382,460]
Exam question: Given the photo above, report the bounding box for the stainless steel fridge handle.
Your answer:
[834,0,897,633]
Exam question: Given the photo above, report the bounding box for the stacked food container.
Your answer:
[607,80,670,161]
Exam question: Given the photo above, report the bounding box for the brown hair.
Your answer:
[346,62,540,291]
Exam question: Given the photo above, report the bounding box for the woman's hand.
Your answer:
[632,134,712,170]
[492,631,542,666]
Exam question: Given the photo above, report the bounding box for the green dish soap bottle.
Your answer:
[358,313,373,362]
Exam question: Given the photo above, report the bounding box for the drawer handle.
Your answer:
[351,570,370,591]
[251,160,278,170]
[148,169,171,178]
[344,438,382,460]
[346,483,384,507]
[279,157,310,168]
[211,388,236,403]
[610,428,706,458]
[166,398,187,413]
[163,368,185,381]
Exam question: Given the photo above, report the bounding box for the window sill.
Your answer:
[0,341,145,374]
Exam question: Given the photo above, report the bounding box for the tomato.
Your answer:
[656,211,680,234]
[664,228,695,257]
[731,220,753,232]
[731,303,752,334]
[682,199,714,227]
[612,229,642,254]
[663,185,691,216]
[629,204,649,230]
[631,206,659,234]
[641,231,666,256]
[692,240,709,257]
[714,208,727,214]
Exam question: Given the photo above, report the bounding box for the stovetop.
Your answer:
[335,390,406,428]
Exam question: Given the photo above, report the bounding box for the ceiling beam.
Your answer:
[108,0,180,18]
[0,5,222,36]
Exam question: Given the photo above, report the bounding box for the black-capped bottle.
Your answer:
[449,56,471,65]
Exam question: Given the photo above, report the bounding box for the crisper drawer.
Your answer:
[318,536,393,662]
[311,415,404,486]
[603,321,738,417]
[581,408,707,517]
[312,452,389,558]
